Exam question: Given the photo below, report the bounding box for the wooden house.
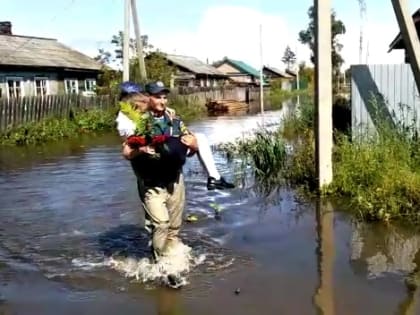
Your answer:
[213,57,264,86]
[0,21,102,98]
[262,65,295,90]
[388,8,420,63]
[159,54,228,88]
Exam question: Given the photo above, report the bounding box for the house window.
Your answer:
[65,79,78,94]
[6,77,23,98]
[84,79,96,92]
[34,77,49,96]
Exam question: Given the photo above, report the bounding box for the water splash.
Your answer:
[107,242,206,286]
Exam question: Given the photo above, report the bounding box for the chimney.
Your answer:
[0,21,12,35]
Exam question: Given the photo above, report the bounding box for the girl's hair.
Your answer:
[119,91,132,101]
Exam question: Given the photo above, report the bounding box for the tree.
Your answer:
[95,66,122,95]
[141,51,176,86]
[298,6,346,93]
[94,48,112,65]
[110,31,152,62]
[282,46,297,70]
[94,34,175,89]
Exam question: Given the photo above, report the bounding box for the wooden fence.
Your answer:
[0,94,117,132]
[0,86,268,132]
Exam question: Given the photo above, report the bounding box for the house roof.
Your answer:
[217,58,261,78]
[165,54,226,77]
[388,8,420,52]
[0,34,102,71]
[263,65,293,78]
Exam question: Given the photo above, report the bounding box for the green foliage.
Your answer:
[95,33,175,90]
[219,97,420,224]
[0,107,118,146]
[281,96,314,139]
[141,51,176,86]
[285,130,316,190]
[94,49,112,65]
[217,129,287,183]
[282,46,296,70]
[329,130,420,222]
[95,66,122,95]
[168,94,206,123]
[298,5,346,93]
[107,31,152,62]
[298,62,314,90]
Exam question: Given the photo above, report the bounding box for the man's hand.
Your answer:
[181,134,198,152]
[140,145,156,155]
[122,143,156,160]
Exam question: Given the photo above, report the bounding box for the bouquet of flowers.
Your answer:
[119,101,170,157]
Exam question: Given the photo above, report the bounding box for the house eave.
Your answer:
[0,64,101,73]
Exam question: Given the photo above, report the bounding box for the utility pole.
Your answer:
[314,0,333,189]
[131,0,147,82]
[295,43,300,107]
[259,23,265,125]
[123,0,130,82]
[391,0,420,94]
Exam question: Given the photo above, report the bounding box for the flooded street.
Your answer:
[1,107,420,315]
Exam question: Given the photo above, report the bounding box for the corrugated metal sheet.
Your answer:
[0,34,102,71]
[351,64,420,137]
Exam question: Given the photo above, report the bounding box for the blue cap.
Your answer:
[145,81,170,95]
[119,81,143,94]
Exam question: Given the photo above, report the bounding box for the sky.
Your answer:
[2,0,418,71]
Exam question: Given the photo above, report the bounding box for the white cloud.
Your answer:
[151,5,310,71]
[69,4,406,72]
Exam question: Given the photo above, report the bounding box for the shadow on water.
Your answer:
[97,224,150,260]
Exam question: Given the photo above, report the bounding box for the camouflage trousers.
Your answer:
[137,173,185,260]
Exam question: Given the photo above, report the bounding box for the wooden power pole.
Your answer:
[391,0,420,94]
[314,0,333,189]
[131,0,148,82]
[123,0,130,82]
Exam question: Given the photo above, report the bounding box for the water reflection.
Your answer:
[397,248,420,315]
[3,105,420,313]
[156,289,183,315]
[349,222,420,314]
[313,200,335,315]
[350,223,420,278]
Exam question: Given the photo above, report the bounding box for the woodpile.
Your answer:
[205,99,249,114]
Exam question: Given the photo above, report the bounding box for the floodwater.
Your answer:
[1,104,420,315]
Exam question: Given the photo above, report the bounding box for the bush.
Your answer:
[0,106,119,145]
[219,98,420,223]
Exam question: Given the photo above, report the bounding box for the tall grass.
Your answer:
[219,97,420,223]
[168,94,206,123]
[217,129,287,182]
